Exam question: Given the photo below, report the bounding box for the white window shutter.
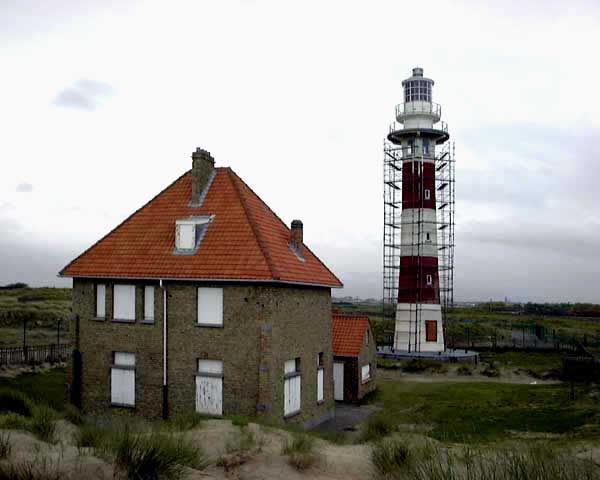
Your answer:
[144,286,154,321]
[197,288,223,325]
[96,284,106,318]
[317,368,324,402]
[114,285,136,320]
[198,359,223,375]
[111,352,135,406]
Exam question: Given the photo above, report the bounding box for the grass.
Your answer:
[0,460,62,480]
[113,430,206,480]
[0,432,11,459]
[370,440,600,480]
[479,350,564,374]
[364,380,600,444]
[282,433,318,471]
[0,389,35,417]
[402,359,448,374]
[29,406,57,443]
[0,368,67,412]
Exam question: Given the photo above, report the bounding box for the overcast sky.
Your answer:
[1,0,599,302]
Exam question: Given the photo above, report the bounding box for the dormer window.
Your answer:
[174,216,213,254]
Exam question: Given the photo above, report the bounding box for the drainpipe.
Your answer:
[160,279,168,419]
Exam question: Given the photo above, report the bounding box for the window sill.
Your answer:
[92,317,106,322]
[141,320,155,325]
[284,409,301,419]
[195,323,224,329]
[112,318,136,324]
[110,403,135,409]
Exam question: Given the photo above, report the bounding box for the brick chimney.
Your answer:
[191,148,215,205]
[290,219,304,257]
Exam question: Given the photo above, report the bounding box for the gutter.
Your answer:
[160,279,168,419]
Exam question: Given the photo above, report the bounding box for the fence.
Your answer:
[0,344,72,366]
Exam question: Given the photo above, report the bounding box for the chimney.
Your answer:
[191,148,215,205]
[290,219,304,257]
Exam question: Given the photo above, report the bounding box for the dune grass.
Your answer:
[0,368,67,412]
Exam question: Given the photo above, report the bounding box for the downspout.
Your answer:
[161,279,168,419]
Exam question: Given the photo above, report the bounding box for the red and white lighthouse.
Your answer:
[383,67,454,353]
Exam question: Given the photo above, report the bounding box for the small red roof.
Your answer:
[60,167,342,288]
[332,313,370,357]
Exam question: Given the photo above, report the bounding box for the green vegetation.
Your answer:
[364,380,600,444]
[0,432,11,459]
[113,430,205,480]
[401,359,448,374]
[0,368,67,412]
[282,433,318,471]
[0,389,35,417]
[29,406,57,443]
[370,439,600,480]
[0,461,62,480]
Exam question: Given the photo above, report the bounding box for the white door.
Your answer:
[195,376,223,415]
[334,362,344,401]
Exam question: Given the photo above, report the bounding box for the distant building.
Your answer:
[332,313,377,402]
[60,148,343,427]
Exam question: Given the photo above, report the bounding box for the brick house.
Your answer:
[332,313,377,402]
[60,148,343,428]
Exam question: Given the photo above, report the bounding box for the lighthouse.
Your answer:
[383,67,455,353]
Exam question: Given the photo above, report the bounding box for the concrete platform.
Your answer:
[377,346,479,364]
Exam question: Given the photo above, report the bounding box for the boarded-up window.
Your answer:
[176,223,195,250]
[144,286,154,322]
[114,285,135,320]
[196,359,223,415]
[111,352,135,406]
[197,288,223,326]
[361,364,371,382]
[96,284,106,318]
[284,358,301,416]
[317,368,324,402]
[426,320,437,342]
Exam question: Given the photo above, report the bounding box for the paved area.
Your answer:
[313,403,380,434]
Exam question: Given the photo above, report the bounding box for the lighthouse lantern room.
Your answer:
[383,67,455,353]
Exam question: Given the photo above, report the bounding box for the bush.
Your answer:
[457,364,473,376]
[481,362,500,378]
[361,415,394,442]
[0,413,29,430]
[30,406,57,443]
[0,390,34,417]
[402,359,448,374]
[226,428,258,454]
[282,434,317,471]
[63,404,84,426]
[231,415,250,427]
[0,432,11,459]
[169,411,205,431]
[371,438,411,475]
[113,430,205,480]
[74,424,109,451]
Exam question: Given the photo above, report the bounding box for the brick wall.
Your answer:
[72,279,334,426]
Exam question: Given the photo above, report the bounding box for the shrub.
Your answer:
[282,434,317,472]
[0,432,11,459]
[63,404,84,426]
[0,413,29,430]
[0,390,34,417]
[402,359,448,374]
[113,430,205,479]
[226,428,258,454]
[231,415,250,427]
[74,424,109,451]
[169,411,205,431]
[481,362,500,378]
[371,438,411,475]
[30,406,57,443]
[361,415,394,442]
[457,364,473,376]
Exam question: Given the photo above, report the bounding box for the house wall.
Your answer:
[72,279,334,426]
[357,325,377,400]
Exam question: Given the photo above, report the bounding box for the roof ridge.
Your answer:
[59,170,190,277]
[227,168,281,280]
[227,168,343,287]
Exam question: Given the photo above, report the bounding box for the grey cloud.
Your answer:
[53,79,115,111]
[16,182,33,193]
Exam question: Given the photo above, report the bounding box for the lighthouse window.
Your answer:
[426,275,433,286]
[426,233,431,242]
[424,189,431,200]
[423,139,430,155]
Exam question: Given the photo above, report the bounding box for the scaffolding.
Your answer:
[382,138,455,350]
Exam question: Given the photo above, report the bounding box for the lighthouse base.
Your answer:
[394,303,445,353]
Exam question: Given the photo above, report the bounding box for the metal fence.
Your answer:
[0,344,72,366]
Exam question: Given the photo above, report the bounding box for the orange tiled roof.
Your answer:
[60,168,343,288]
[332,313,370,357]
